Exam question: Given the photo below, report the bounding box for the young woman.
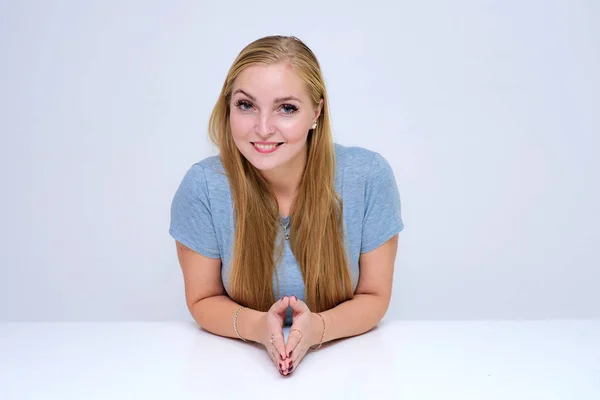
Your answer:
[169,35,404,376]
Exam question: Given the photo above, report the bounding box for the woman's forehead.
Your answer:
[232,63,309,102]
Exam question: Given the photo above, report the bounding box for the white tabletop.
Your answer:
[1,320,598,400]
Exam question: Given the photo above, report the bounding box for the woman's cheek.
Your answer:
[229,115,252,140]
[279,120,309,142]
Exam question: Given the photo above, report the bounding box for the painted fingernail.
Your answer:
[280,353,285,361]
[288,365,294,372]
[288,351,292,357]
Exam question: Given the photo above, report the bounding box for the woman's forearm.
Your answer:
[317,294,389,345]
[191,295,266,343]
[190,293,388,346]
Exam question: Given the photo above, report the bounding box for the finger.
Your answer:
[270,296,289,314]
[285,328,303,358]
[290,344,308,363]
[266,346,278,369]
[288,346,308,374]
[267,343,287,375]
[270,332,287,361]
[289,296,308,313]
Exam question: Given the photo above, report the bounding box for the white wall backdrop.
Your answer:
[1,0,598,321]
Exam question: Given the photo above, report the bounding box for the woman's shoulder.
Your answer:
[333,143,392,176]
[189,154,224,172]
[174,155,230,204]
[184,154,227,183]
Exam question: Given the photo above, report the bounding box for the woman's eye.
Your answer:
[235,100,253,111]
[281,104,298,114]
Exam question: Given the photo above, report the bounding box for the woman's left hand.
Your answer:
[284,296,323,375]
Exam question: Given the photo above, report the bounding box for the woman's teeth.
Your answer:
[254,143,278,149]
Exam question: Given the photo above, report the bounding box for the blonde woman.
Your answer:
[170,35,403,376]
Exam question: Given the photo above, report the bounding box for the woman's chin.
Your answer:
[246,158,282,172]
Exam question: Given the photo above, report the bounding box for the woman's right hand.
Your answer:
[260,296,291,375]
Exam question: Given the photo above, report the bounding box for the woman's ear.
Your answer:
[314,98,324,121]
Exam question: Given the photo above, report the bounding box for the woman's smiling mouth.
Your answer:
[251,142,284,153]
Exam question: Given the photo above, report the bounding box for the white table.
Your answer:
[1,320,599,399]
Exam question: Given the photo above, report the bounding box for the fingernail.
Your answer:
[280,353,284,361]
[291,295,297,301]
[288,365,294,373]
[288,351,292,357]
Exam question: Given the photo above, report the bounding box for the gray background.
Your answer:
[1,0,598,321]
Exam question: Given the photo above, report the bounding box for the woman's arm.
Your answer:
[314,234,399,345]
[175,240,266,343]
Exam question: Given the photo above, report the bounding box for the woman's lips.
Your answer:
[251,142,283,154]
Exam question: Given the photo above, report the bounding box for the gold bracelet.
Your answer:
[233,306,247,342]
[311,312,326,350]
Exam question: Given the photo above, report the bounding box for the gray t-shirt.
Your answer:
[169,143,404,323]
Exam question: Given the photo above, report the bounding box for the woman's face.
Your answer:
[229,62,322,172]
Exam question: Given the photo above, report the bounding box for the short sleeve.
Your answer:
[360,153,404,253]
[169,164,221,259]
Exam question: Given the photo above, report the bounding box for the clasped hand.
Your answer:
[260,296,321,376]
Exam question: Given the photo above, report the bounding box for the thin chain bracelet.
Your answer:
[311,312,326,350]
[233,306,248,342]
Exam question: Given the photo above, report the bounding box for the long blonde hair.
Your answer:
[208,35,353,313]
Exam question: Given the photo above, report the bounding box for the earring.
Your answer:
[311,122,317,129]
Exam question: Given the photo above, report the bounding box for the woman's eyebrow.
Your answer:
[233,89,302,104]
[274,96,302,103]
[233,89,255,101]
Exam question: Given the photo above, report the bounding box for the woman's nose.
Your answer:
[255,114,275,137]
